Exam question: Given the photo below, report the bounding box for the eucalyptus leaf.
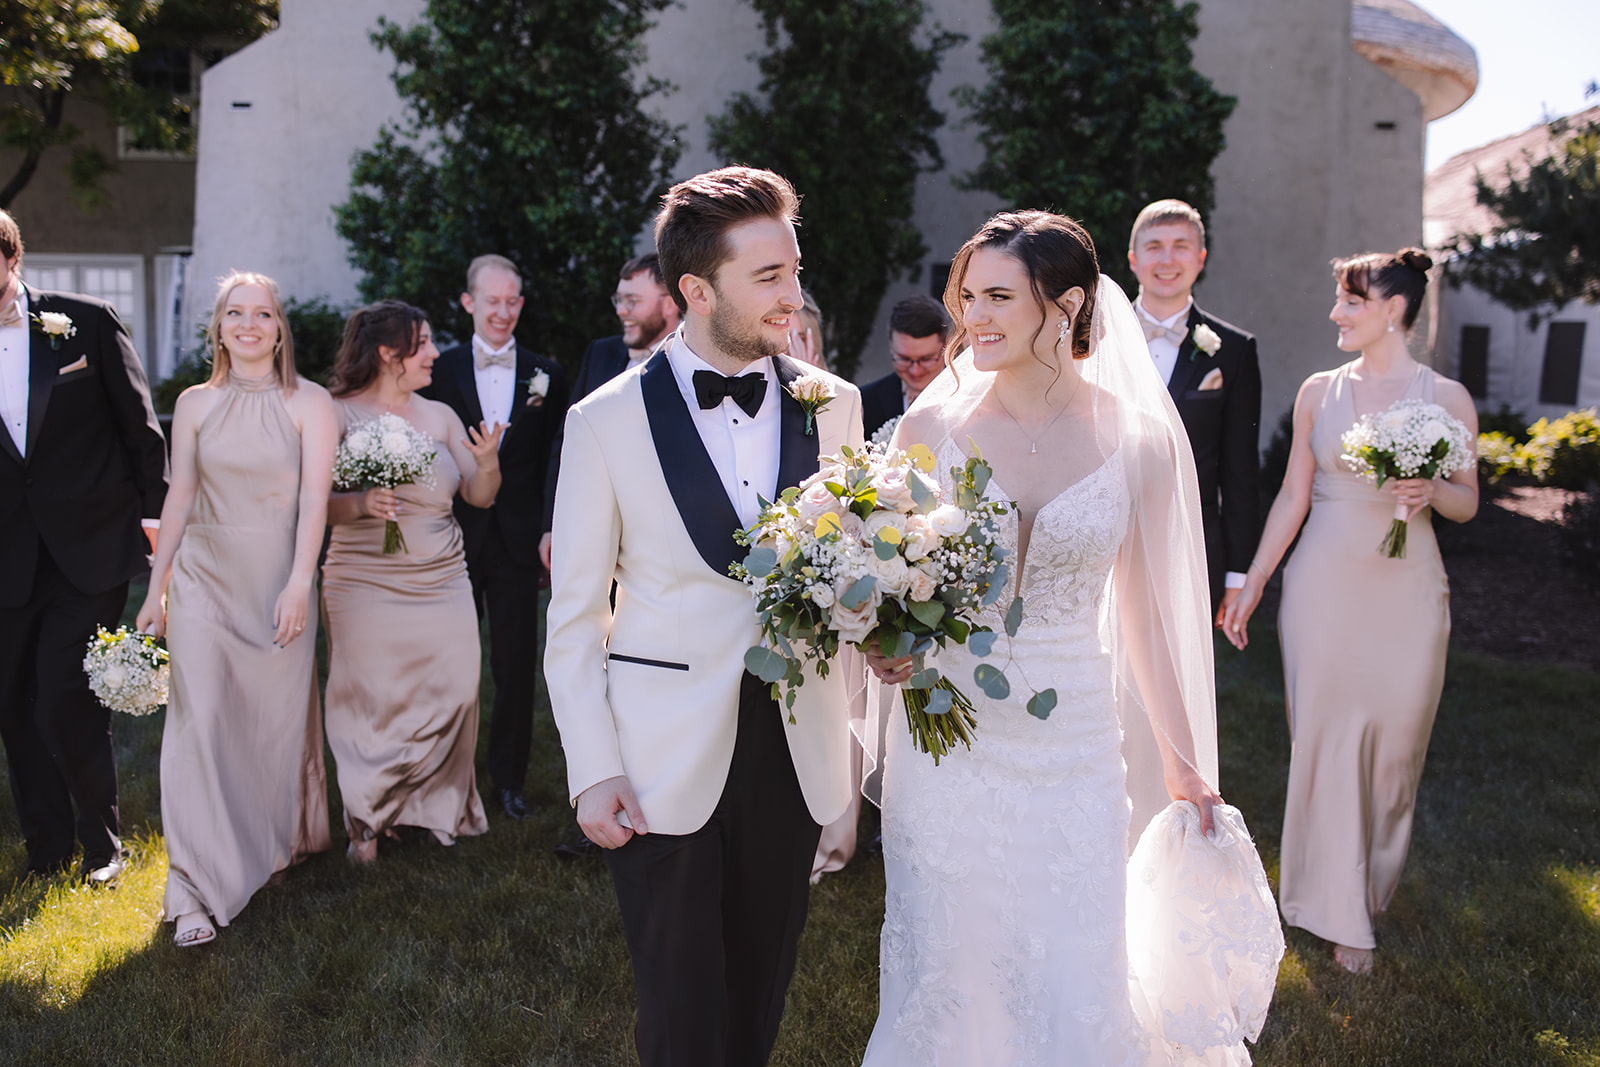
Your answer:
[970,461,991,496]
[874,534,899,561]
[925,686,954,716]
[743,545,778,578]
[908,598,945,628]
[968,630,998,657]
[907,667,941,690]
[982,565,1010,605]
[1027,688,1057,720]
[909,469,938,512]
[839,574,877,610]
[744,646,789,683]
[973,663,1010,699]
[892,630,916,658]
[1003,596,1024,636]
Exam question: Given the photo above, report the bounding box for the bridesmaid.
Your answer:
[137,271,337,948]
[1223,248,1477,973]
[323,300,502,863]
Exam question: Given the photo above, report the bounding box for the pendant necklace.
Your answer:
[991,375,1083,454]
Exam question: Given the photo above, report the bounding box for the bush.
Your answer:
[1520,409,1600,489]
[1560,489,1600,589]
[1476,403,1531,443]
[1476,430,1522,483]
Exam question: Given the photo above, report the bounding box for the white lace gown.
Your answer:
[865,441,1275,1066]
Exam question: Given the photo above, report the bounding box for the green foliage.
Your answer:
[1476,430,1522,483]
[1477,402,1532,443]
[1445,113,1600,325]
[0,0,277,210]
[957,0,1236,293]
[334,0,681,370]
[150,295,348,412]
[707,1,960,380]
[1559,489,1600,590]
[1478,408,1600,489]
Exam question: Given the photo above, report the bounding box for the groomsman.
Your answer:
[0,209,168,882]
[421,255,567,819]
[1127,199,1262,616]
[859,294,949,439]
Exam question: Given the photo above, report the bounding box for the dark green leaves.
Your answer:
[973,663,1010,700]
[1027,688,1057,720]
[1003,597,1024,636]
[908,598,946,629]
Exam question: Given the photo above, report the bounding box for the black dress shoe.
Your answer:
[496,789,532,820]
[83,852,127,887]
[553,835,601,861]
[25,858,71,880]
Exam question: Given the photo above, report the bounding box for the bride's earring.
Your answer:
[1058,318,1070,346]
[1386,321,1395,333]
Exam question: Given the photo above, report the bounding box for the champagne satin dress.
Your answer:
[162,372,331,927]
[1277,363,1450,950]
[323,399,487,847]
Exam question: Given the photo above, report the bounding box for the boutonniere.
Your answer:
[31,311,77,350]
[520,369,550,407]
[787,374,834,436]
[1190,323,1222,362]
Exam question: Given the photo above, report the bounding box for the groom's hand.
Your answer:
[576,775,648,848]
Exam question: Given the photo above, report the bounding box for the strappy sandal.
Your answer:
[173,913,216,948]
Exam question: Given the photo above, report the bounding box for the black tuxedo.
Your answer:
[419,341,566,795]
[0,287,168,873]
[859,371,905,440]
[1164,305,1262,607]
[541,334,631,535]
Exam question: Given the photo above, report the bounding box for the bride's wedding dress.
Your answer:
[863,436,1282,1066]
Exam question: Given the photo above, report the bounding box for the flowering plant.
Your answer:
[83,626,169,716]
[332,413,437,554]
[1341,398,1474,557]
[524,369,550,407]
[1191,322,1222,359]
[786,374,834,436]
[32,311,76,350]
[732,441,1053,763]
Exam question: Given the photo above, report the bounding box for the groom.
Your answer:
[544,167,861,1066]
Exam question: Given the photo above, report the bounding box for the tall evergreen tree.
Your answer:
[708,0,960,379]
[335,0,680,365]
[958,0,1235,292]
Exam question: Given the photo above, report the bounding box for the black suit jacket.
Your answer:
[1165,304,1262,599]
[0,289,167,608]
[859,372,905,440]
[542,334,632,535]
[420,342,567,570]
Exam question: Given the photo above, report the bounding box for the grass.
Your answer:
[1,585,1597,1065]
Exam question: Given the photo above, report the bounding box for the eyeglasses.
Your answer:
[611,294,658,312]
[891,353,943,370]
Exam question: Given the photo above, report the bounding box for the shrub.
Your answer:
[1476,431,1522,483]
[1519,409,1600,490]
[1559,489,1600,589]
[1477,403,1531,443]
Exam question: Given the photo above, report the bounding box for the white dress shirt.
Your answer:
[667,335,780,527]
[471,333,516,431]
[0,284,30,457]
[1136,296,1192,387]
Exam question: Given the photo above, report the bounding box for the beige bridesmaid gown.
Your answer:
[1278,362,1450,950]
[323,400,487,847]
[162,372,331,927]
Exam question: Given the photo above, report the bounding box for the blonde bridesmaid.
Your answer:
[137,272,337,948]
[323,301,502,863]
[1223,249,1478,973]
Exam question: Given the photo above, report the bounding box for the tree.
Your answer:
[0,0,277,211]
[335,0,681,367]
[708,0,960,379]
[1445,111,1600,325]
[957,0,1236,293]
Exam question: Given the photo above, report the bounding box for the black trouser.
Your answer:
[0,543,125,873]
[468,517,543,795]
[605,672,822,1067]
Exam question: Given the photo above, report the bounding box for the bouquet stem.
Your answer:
[902,679,979,765]
[1379,502,1408,559]
[383,518,408,555]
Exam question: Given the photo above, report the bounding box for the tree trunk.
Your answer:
[0,89,67,209]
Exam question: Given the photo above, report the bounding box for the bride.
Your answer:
[862,211,1281,1065]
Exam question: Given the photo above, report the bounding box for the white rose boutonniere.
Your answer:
[1191,323,1222,361]
[32,311,77,350]
[787,374,834,436]
[523,369,551,407]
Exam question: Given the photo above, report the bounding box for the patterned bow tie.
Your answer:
[474,342,515,370]
[0,298,20,329]
[1138,312,1187,346]
[693,369,766,418]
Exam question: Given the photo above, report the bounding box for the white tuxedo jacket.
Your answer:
[545,346,864,835]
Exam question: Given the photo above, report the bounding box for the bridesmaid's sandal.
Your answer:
[347,837,378,864]
[1334,945,1374,974]
[173,913,217,948]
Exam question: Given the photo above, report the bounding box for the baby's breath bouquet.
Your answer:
[732,441,1052,763]
[333,413,437,554]
[1341,398,1474,557]
[83,626,169,716]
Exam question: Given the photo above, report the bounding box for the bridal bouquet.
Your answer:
[83,626,169,716]
[332,413,436,554]
[733,442,1050,763]
[1341,398,1474,557]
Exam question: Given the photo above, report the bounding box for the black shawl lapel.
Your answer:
[1165,305,1205,402]
[452,347,485,427]
[504,345,538,438]
[640,346,746,578]
[772,355,820,494]
[25,298,59,464]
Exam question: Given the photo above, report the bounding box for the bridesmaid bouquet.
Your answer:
[333,413,437,554]
[83,626,170,716]
[732,442,1053,764]
[1341,399,1474,557]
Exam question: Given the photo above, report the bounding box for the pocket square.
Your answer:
[58,355,88,375]
[1197,368,1223,391]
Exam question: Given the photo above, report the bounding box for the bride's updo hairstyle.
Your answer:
[942,210,1101,367]
[330,299,429,397]
[1331,247,1434,330]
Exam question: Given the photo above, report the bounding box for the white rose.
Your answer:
[528,369,551,399]
[828,583,880,645]
[101,665,127,688]
[1192,323,1222,356]
[808,583,835,608]
[38,311,75,337]
[901,514,935,562]
[865,511,906,538]
[868,553,910,597]
[869,466,916,512]
[1420,419,1448,445]
[796,481,841,522]
[1379,409,1408,433]
[382,431,411,454]
[345,430,373,454]
[928,504,969,539]
[907,565,937,602]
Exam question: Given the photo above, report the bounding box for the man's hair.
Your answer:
[466,254,522,294]
[0,209,23,265]
[620,252,664,287]
[889,294,949,342]
[654,166,800,313]
[1128,199,1206,253]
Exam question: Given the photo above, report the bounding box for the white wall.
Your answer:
[1438,282,1600,420]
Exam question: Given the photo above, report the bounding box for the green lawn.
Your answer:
[1,586,1597,1065]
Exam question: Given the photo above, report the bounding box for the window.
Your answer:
[20,255,147,363]
[117,49,198,160]
[1458,325,1489,399]
[1539,321,1585,406]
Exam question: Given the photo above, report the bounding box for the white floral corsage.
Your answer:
[1191,322,1222,361]
[523,369,550,407]
[786,374,834,436]
[32,311,77,350]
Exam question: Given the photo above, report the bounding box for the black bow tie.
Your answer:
[692,369,766,418]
